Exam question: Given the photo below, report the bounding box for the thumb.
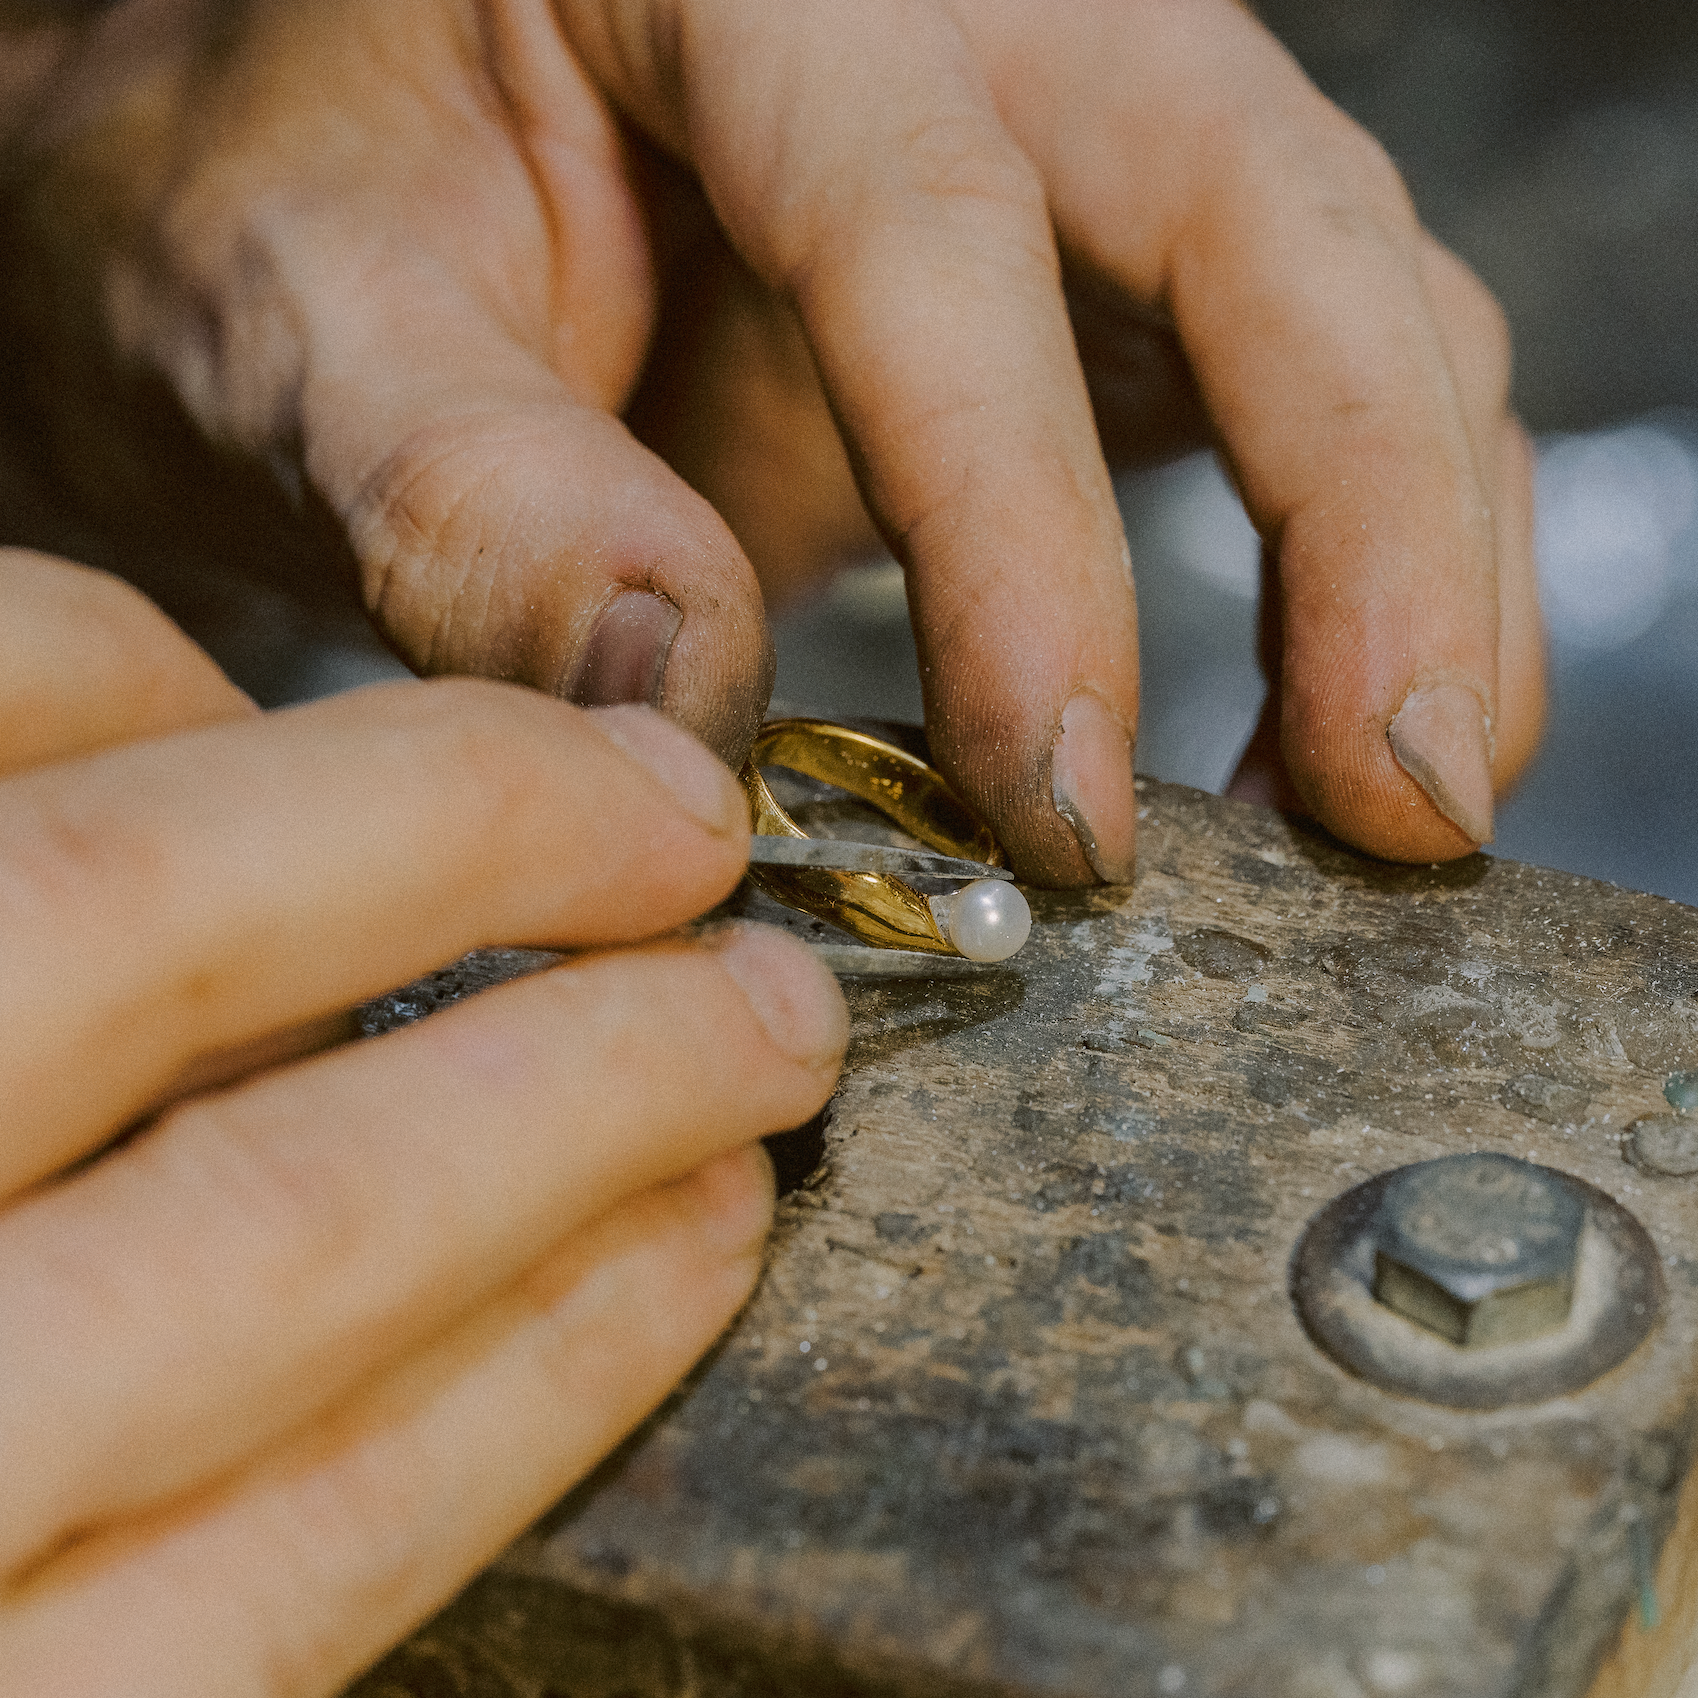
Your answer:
[299,290,773,766]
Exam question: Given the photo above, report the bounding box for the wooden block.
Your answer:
[348,779,1698,1698]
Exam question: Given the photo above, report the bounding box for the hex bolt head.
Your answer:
[1370,1153,1586,1348]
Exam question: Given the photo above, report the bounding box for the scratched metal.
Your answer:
[349,778,1698,1698]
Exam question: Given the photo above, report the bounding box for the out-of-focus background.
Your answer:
[6,0,1696,903]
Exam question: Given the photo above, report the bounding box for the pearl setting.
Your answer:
[928,879,1032,964]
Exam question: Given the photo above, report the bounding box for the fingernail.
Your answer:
[1387,683,1495,845]
[565,589,682,710]
[590,703,745,837]
[1051,691,1137,883]
[687,1143,777,1259]
[710,920,849,1071]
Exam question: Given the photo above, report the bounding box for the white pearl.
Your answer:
[929,879,1032,963]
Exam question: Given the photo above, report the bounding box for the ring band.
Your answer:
[740,719,1005,956]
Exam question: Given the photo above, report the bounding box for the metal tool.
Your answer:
[748,835,1023,976]
[741,719,1030,963]
[356,835,1019,1041]
[808,944,999,979]
[749,834,1014,884]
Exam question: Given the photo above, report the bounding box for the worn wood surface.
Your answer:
[347,777,1698,1698]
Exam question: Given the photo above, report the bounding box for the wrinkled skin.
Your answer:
[0,0,1543,885]
[0,546,847,1696]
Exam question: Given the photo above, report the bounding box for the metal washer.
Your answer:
[1291,1159,1665,1409]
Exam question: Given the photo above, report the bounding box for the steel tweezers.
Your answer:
[746,834,1015,977]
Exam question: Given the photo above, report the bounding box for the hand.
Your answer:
[0,549,846,1696]
[0,0,1542,880]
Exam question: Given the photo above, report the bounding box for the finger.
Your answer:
[0,550,253,777]
[1166,116,1498,861]
[1488,415,1545,790]
[563,0,1141,886]
[3,1144,773,1697]
[959,0,1516,861]
[1228,311,1543,816]
[0,685,748,1192]
[0,922,838,1567]
[139,0,775,765]
[1415,239,1545,790]
[305,301,775,766]
[1222,544,1299,815]
[625,223,883,607]
[0,555,313,1123]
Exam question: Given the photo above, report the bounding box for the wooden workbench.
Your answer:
[346,776,1698,1698]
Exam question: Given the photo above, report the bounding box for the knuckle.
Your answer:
[69,578,228,718]
[85,602,182,688]
[521,1201,745,1397]
[0,790,161,942]
[11,552,159,640]
[1307,179,1410,261]
[1,550,203,690]
[1422,239,1513,395]
[782,108,1051,294]
[1269,108,1419,262]
[116,176,307,459]
[140,1092,371,1300]
[1459,264,1511,364]
[899,107,1048,226]
[352,416,504,563]
[1314,115,1416,228]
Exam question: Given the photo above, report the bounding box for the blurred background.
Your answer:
[6,0,1697,903]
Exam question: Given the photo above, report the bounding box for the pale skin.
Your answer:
[1,1,1548,1691]
[0,547,848,1695]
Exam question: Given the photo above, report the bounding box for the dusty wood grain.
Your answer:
[347,778,1698,1698]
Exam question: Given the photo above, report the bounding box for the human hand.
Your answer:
[0,549,846,1695]
[1,0,1541,882]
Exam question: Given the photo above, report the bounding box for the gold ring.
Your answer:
[740,719,1029,961]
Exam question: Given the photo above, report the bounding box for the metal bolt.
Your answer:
[1370,1152,1585,1348]
[1296,1157,1660,1405]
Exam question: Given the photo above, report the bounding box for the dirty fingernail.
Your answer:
[1052,691,1137,883]
[711,921,849,1071]
[564,589,681,710]
[590,703,745,837]
[1387,683,1495,845]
